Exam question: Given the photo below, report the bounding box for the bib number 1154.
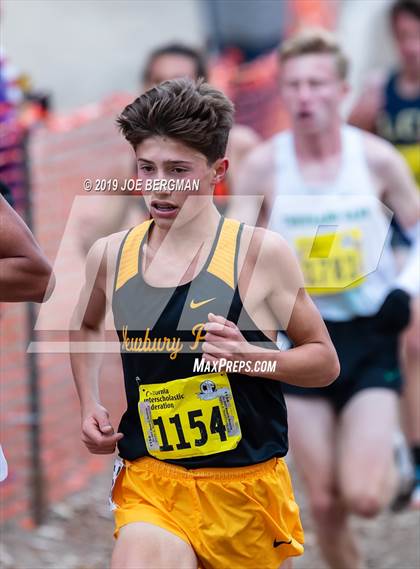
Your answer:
[138,373,242,459]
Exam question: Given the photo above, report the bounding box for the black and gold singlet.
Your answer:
[112,216,288,468]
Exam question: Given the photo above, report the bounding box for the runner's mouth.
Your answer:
[298,111,313,119]
[150,201,179,218]
[151,201,178,212]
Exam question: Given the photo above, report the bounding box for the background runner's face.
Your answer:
[393,12,420,74]
[145,54,198,89]
[280,54,347,134]
[136,136,223,228]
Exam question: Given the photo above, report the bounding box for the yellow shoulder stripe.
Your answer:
[115,220,153,291]
[207,218,240,289]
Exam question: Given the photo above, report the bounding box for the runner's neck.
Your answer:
[148,203,221,253]
[397,69,420,98]
[293,122,342,164]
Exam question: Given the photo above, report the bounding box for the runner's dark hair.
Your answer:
[142,43,208,83]
[117,78,234,164]
[391,0,420,25]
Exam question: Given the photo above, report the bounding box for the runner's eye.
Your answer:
[172,167,188,174]
[310,79,326,88]
[139,165,154,173]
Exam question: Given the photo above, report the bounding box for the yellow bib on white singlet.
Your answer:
[295,228,365,295]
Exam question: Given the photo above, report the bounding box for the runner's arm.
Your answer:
[258,233,340,387]
[69,237,123,453]
[348,72,385,132]
[227,142,272,226]
[373,137,420,230]
[226,124,261,183]
[203,232,340,387]
[368,135,420,296]
[0,195,54,302]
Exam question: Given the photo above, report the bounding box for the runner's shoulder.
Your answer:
[362,129,404,176]
[239,224,293,265]
[360,69,388,95]
[237,224,302,291]
[228,123,261,155]
[85,230,128,283]
[240,137,277,174]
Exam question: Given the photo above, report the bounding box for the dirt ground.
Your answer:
[1,463,419,569]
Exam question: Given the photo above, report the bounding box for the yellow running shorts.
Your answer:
[111,456,304,568]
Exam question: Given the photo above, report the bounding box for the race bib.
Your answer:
[295,229,365,295]
[138,373,241,460]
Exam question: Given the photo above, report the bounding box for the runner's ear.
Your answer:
[212,158,229,185]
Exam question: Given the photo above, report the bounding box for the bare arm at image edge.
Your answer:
[0,195,54,302]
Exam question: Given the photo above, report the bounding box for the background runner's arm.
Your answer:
[370,137,420,296]
[227,142,271,226]
[69,238,123,453]
[0,195,54,302]
[395,222,420,296]
[348,73,385,132]
[79,195,134,256]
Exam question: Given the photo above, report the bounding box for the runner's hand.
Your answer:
[81,404,123,454]
[202,313,259,374]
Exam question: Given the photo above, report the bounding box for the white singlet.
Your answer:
[270,125,396,321]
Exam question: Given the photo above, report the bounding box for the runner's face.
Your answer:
[280,54,347,134]
[393,12,420,74]
[136,136,225,228]
[145,55,198,89]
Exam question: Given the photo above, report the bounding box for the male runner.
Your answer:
[349,0,420,184]
[230,29,420,569]
[141,43,260,195]
[350,0,420,508]
[70,78,339,569]
[0,193,54,481]
[80,43,260,254]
